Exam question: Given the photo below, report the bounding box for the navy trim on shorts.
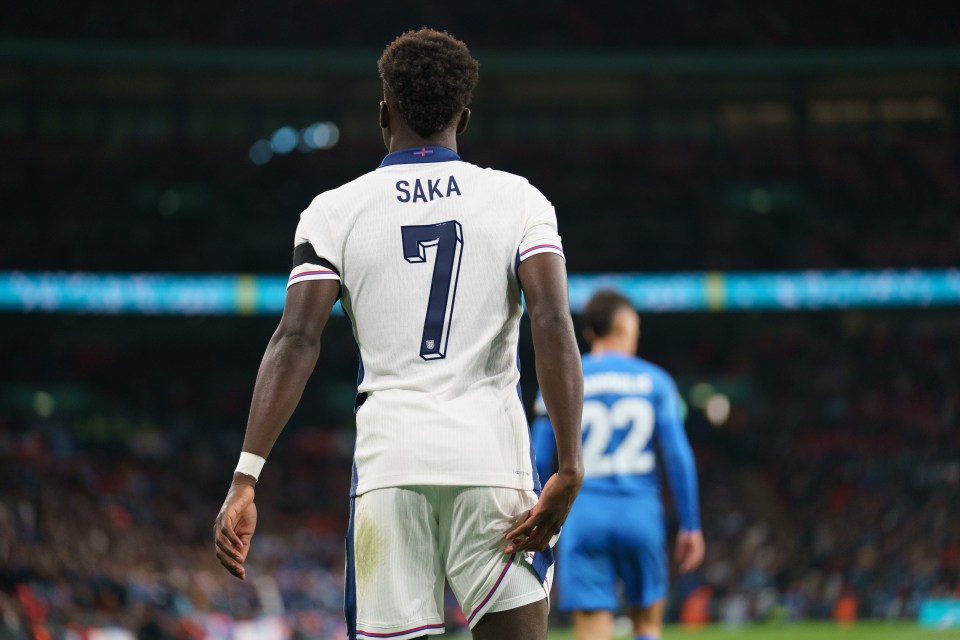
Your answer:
[344,497,358,639]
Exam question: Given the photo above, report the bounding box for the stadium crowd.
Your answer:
[4,133,960,276]
[5,2,959,637]
[1,311,957,637]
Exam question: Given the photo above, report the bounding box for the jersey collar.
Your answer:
[379,146,461,167]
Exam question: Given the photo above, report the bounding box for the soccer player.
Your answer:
[531,291,704,640]
[213,29,584,640]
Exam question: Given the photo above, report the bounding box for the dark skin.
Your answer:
[213,280,338,580]
[215,98,584,639]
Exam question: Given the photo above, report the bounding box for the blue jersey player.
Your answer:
[532,291,704,640]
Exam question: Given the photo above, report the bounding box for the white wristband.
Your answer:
[235,452,266,481]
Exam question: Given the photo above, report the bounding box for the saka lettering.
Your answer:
[396,180,410,202]
[395,176,462,203]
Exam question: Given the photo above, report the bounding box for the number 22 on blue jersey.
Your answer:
[581,397,656,477]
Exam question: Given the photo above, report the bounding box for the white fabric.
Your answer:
[350,485,547,637]
[235,452,265,480]
[291,159,564,494]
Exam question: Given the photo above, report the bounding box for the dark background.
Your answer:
[2,3,959,638]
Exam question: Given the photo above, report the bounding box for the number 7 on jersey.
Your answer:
[401,221,464,360]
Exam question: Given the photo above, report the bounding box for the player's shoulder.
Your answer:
[585,353,675,386]
[462,163,537,194]
[472,164,529,183]
[298,169,386,231]
[462,163,550,197]
[633,357,678,390]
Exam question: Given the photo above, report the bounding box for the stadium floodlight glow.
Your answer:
[689,382,715,409]
[297,125,316,152]
[298,122,343,153]
[270,126,298,155]
[302,121,340,150]
[705,393,731,427]
[249,139,273,165]
[318,122,340,149]
[33,391,55,418]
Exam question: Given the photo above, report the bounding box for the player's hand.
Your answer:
[675,529,705,573]
[214,474,258,580]
[504,469,582,554]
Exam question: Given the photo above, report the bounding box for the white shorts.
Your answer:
[344,485,555,640]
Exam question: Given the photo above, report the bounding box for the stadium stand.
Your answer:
[4,4,960,637]
[2,312,957,636]
[3,2,960,48]
[3,135,960,275]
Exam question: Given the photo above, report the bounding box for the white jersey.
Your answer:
[287,146,564,496]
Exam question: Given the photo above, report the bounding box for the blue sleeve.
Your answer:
[530,392,558,484]
[655,374,701,531]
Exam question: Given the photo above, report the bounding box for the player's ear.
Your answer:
[456,108,470,135]
[379,101,390,129]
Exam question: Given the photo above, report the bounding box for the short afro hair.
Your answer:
[378,28,480,139]
[581,290,636,341]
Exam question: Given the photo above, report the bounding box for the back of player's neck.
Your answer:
[591,344,632,357]
[389,132,457,154]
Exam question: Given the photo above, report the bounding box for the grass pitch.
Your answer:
[553,622,955,639]
[440,621,957,639]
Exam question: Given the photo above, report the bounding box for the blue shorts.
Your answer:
[556,491,666,612]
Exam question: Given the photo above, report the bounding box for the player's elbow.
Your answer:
[662,448,694,475]
[272,325,323,356]
[528,306,573,339]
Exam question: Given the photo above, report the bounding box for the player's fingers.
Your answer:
[235,536,253,562]
[505,512,560,552]
[680,552,699,573]
[215,547,245,580]
[503,531,536,553]
[511,523,557,553]
[216,536,244,564]
[524,528,552,552]
[503,510,535,542]
[504,518,542,553]
[676,540,702,573]
[218,518,244,550]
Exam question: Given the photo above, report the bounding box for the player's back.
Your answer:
[292,147,564,496]
[533,351,685,499]
[544,351,697,614]
[579,352,681,496]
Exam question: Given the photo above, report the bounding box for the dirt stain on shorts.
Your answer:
[354,515,382,588]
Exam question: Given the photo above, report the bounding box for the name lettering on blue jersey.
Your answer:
[583,372,653,396]
[396,177,462,203]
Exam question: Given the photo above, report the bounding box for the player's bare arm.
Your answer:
[506,252,584,554]
[214,279,340,579]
